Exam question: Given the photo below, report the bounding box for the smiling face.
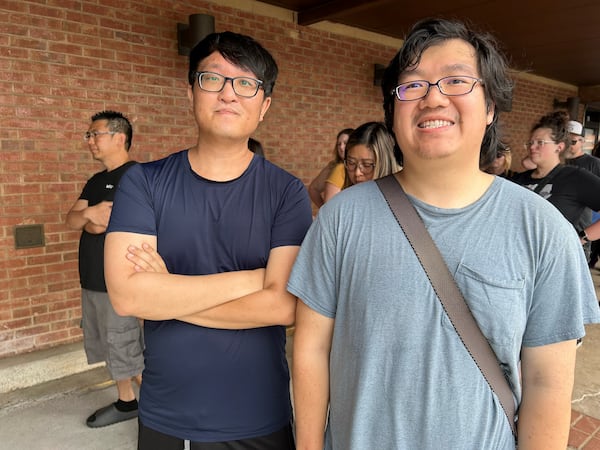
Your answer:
[187,51,271,142]
[392,39,494,168]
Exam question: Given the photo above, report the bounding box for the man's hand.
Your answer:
[126,243,169,273]
[66,199,112,234]
[86,201,113,228]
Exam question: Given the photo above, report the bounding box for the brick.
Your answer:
[0,0,580,359]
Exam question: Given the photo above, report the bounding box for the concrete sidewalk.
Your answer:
[0,366,137,450]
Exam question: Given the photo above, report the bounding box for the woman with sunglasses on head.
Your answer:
[511,110,600,244]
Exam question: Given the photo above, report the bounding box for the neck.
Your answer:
[570,150,584,159]
[397,159,494,209]
[532,160,560,178]
[188,136,253,181]
[103,152,130,171]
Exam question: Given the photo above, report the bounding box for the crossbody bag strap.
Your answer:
[375,175,517,437]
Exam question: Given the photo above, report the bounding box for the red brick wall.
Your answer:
[0,0,577,358]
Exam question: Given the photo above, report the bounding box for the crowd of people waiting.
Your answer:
[66,17,600,450]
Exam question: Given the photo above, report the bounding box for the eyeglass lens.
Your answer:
[394,76,481,101]
[345,160,375,174]
[197,72,262,98]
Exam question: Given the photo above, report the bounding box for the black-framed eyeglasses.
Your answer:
[391,76,483,101]
[194,71,263,98]
[344,159,375,175]
[571,139,583,145]
[83,131,116,141]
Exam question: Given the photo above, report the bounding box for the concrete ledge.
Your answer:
[0,342,104,394]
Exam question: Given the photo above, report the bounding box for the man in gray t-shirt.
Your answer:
[289,18,600,450]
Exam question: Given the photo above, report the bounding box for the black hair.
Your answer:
[248,137,265,157]
[90,110,133,151]
[381,18,513,168]
[188,31,278,97]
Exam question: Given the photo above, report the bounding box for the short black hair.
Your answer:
[188,31,278,97]
[382,18,513,168]
[90,110,133,151]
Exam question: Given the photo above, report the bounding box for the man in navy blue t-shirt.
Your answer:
[105,32,312,449]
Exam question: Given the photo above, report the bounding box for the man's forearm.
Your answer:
[178,289,296,329]
[66,208,88,231]
[108,269,264,320]
[517,386,572,449]
[293,352,330,450]
[293,301,334,450]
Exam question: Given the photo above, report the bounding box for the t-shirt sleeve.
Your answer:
[325,163,346,189]
[270,177,313,248]
[287,210,338,319]
[107,164,157,236]
[79,176,95,201]
[523,223,600,347]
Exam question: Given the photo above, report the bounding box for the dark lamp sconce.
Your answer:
[553,96,580,120]
[177,14,215,56]
[373,64,386,86]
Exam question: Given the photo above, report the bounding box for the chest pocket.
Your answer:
[445,263,526,348]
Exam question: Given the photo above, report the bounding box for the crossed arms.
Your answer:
[66,199,113,235]
[104,231,299,329]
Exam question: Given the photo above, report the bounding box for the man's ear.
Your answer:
[187,85,194,108]
[486,102,495,126]
[259,96,272,122]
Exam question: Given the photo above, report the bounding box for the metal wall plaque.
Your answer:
[14,224,45,249]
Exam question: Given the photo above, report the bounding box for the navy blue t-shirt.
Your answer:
[108,150,312,441]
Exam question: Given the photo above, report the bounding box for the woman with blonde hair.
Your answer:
[308,128,354,207]
[324,122,401,202]
[484,143,512,176]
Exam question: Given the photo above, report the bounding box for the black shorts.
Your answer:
[138,420,295,450]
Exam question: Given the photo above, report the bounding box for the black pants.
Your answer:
[138,420,296,450]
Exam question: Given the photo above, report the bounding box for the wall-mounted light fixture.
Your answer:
[373,64,386,86]
[553,96,580,119]
[177,14,215,56]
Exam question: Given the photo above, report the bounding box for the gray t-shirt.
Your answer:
[288,177,600,450]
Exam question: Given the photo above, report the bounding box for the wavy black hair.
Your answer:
[381,18,513,168]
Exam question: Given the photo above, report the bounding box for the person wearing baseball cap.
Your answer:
[564,120,600,264]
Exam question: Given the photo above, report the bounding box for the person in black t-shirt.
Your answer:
[66,110,143,428]
[511,111,600,237]
[564,120,600,263]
